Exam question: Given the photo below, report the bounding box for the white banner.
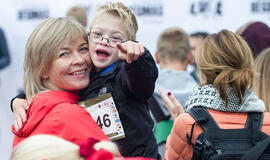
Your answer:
[0,0,269,159]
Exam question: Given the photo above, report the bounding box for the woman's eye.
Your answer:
[59,52,69,57]
[80,47,89,52]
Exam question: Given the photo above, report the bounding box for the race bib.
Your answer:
[78,93,125,140]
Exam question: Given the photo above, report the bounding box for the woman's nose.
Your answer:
[72,52,86,65]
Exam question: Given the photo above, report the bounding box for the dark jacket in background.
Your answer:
[0,27,10,70]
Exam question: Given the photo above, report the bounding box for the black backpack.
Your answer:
[186,107,270,160]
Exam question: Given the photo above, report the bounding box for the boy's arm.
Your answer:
[117,41,158,100]
[10,93,26,111]
[11,92,28,131]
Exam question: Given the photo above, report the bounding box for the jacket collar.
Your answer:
[91,61,121,78]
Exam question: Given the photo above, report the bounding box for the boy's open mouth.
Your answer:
[96,49,110,57]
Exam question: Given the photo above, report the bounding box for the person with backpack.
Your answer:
[163,29,270,160]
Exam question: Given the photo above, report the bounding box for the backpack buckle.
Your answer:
[195,140,203,146]
[204,139,212,148]
[216,149,222,155]
[253,139,259,145]
[194,140,203,152]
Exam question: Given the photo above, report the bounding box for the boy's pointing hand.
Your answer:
[117,41,144,63]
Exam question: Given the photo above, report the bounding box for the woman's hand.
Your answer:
[159,89,185,120]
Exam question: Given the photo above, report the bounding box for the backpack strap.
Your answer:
[241,137,270,160]
[187,107,219,160]
[188,107,220,130]
[246,112,264,142]
[241,112,269,160]
[245,112,263,130]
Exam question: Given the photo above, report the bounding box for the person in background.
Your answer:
[149,27,197,159]
[188,32,209,83]
[0,27,10,86]
[0,27,10,70]
[163,29,270,160]
[253,47,270,112]
[12,17,109,148]
[236,21,270,59]
[67,6,88,28]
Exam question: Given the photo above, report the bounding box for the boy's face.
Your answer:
[89,14,127,70]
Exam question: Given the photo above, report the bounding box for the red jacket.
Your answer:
[165,109,270,160]
[12,90,108,148]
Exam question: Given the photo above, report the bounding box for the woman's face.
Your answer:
[42,37,91,92]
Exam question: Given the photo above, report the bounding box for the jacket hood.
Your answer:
[12,90,80,137]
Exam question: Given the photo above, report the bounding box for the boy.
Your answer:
[149,27,197,158]
[11,2,159,159]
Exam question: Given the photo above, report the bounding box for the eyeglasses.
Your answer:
[88,32,125,48]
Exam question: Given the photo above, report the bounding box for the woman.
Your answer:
[12,17,108,148]
[163,29,270,160]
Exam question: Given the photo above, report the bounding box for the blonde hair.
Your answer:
[24,17,87,102]
[157,27,190,64]
[253,47,270,112]
[89,2,138,40]
[196,29,254,106]
[10,135,84,160]
[67,6,88,28]
[10,135,119,160]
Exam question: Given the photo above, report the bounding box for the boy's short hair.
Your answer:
[157,27,190,63]
[66,6,88,27]
[24,17,87,101]
[89,2,138,41]
[190,32,209,39]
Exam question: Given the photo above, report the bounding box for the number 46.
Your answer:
[96,114,111,129]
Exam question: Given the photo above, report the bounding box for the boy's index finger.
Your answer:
[139,44,144,55]
[116,42,127,53]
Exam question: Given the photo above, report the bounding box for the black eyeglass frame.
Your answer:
[87,32,126,48]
